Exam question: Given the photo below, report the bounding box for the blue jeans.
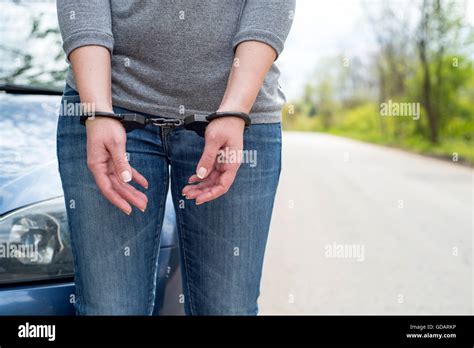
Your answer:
[56,84,281,315]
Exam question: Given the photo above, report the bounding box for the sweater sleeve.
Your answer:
[56,0,114,57]
[232,0,295,59]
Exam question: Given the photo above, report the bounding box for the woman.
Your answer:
[56,0,294,315]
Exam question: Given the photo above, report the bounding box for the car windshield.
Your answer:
[0,0,67,90]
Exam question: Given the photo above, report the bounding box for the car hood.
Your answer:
[0,93,177,247]
[0,94,62,214]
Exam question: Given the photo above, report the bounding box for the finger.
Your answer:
[93,169,132,215]
[183,181,214,199]
[187,162,225,184]
[195,167,238,205]
[110,174,148,212]
[108,140,133,183]
[195,188,221,205]
[131,167,149,189]
[186,186,211,200]
[182,171,219,197]
[195,134,223,179]
[187,174,203,184]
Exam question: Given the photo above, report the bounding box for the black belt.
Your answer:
[79,111,251,137]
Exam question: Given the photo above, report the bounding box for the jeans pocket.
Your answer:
[63,83,79,98]
[57,83,84,140]
[59,84,80,115]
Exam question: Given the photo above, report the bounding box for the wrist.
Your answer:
[80,100,113,115]
[85,118,119,125]
[82,105,116,127]
[89,106,114,115]
[208,116,245,133]
[208,110,249,129]
[85,115,123,128]
[217,105,250,114]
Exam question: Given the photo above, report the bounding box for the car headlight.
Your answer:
[0,197,74,284]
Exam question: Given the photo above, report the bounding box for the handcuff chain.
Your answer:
[148,117,184,127]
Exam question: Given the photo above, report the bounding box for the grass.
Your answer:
[283,112,474,166]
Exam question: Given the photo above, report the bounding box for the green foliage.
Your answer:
[285,53,474,164]
[284,102,474,164]
[286,0,473,165]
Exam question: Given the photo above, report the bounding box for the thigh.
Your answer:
[168,123,282,315]
[56,86,169,315]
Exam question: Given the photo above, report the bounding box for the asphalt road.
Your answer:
[259,132,473,314]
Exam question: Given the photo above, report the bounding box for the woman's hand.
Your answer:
[181,41,276,205]
[86,117,148,215]
[68,46,145,215]
[182,116,245,205]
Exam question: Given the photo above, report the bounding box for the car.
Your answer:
[0,84,184,315]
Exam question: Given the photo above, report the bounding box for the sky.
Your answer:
[279,0,366,99]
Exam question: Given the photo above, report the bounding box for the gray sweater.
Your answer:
[57,0,295,124]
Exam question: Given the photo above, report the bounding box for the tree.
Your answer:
[416,0,467,143]
[0,0,67,87]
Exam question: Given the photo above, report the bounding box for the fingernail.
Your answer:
[121,170,132,182]
[140,208,145,213]
[197,167,207,179]
[125,210,131,215]
[182,192,186,197]
[196,201,203,206]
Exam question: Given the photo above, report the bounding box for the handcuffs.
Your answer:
[79,111,251,137]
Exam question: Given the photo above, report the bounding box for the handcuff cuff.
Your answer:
[79,111,251,137]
